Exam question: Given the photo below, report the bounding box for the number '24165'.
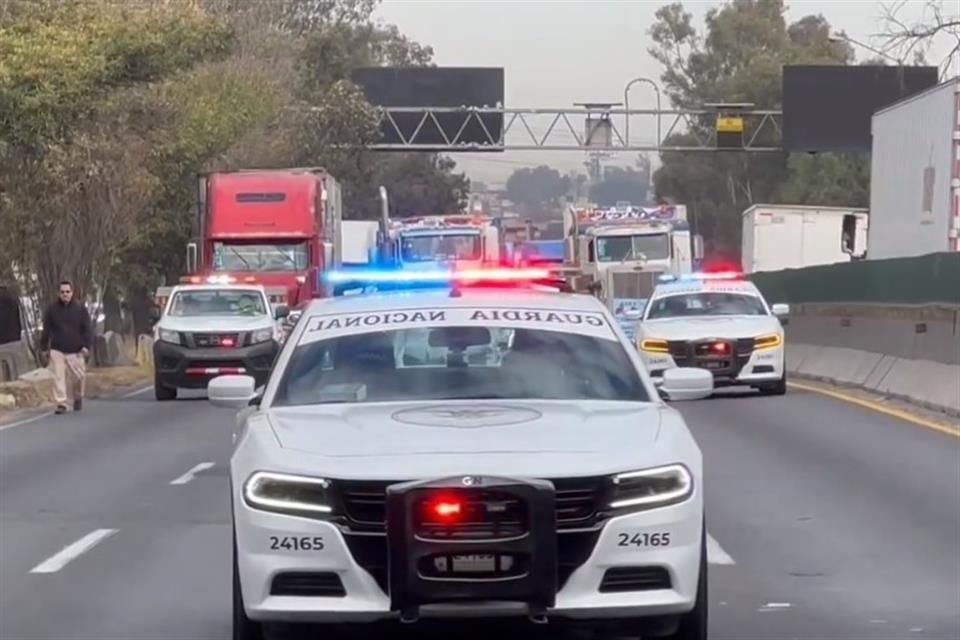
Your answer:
[617,532,671,548]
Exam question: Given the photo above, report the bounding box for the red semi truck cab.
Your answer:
[165,168,342,311]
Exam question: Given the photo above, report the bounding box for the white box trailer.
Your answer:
[741,204,868,274]
[869,77,960,259]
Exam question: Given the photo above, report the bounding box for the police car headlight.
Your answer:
[250,328,274,345]
[158,328,181,345]
[610,464,693,511]
[640,338,669,353]
[243,472,333,517]
[754,333,782,349]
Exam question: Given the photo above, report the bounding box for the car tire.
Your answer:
[615,525,708,640]
[233,535,265,640]
[154,374,177,401]
[663,525,708,640]
[759,372,787,396]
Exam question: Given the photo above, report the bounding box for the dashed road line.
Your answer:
[707,533,736,565]
[29,529,117,574]
[0,411,54,432]
[121,385,153,399]
[170,461,215,485]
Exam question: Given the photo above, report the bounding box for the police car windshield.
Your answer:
[274,319,648,406]
[168,289,267,317]
[646,292,767,319]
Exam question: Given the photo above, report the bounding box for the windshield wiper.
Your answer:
[228,247,253,270]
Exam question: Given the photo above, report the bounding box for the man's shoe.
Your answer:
[55,405,67,414]
[73,399,83,412]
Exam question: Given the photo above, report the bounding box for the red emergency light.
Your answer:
[710,342,730,355]
[422,494,465,523]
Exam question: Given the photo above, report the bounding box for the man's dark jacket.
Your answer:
[40,300,92,355]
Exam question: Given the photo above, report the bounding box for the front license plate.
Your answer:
[452,554,496,573]
[700,360,727,370]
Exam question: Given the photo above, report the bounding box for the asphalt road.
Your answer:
[1,385,958,640]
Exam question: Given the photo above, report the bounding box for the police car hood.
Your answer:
[159,315,274,333]
[642,315,779,340]
[267,400,664,460]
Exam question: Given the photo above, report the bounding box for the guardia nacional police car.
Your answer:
[206,266,714,640]
[634,271,789,395]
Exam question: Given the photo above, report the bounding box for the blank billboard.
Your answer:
[782,65,938,152]
[350,67,505,150]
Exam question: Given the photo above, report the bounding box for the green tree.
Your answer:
[505,166,571,220]
[589,166,651,207]
[647,0,864,257]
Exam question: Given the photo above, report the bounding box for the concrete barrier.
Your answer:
[784,304,960,416]
[0,339,32,382]
[136,334,154,370]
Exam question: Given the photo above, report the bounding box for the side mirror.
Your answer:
[208,375,257,409]
[274,304,290,320]
[659,367,714,401]
[771,303,790,317]
[148,305,162,324]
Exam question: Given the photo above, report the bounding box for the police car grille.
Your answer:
[337,477,604,532]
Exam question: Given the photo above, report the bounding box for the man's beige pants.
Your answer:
[49,350,86,406]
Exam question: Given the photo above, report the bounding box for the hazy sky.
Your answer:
[374,0,959,186]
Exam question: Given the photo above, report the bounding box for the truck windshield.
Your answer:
[645,292,767,319]
[168,289,268,317]
[212,241,308,272]
[597,234,669,262]
[400,233,481,262]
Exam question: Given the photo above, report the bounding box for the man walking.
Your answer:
[40,280,92,414]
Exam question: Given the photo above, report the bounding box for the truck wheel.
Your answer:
[233,536,265,640]
[154,374,177,401]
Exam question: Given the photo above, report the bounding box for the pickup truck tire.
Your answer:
[759,371,787,396]
[154,373,177,401]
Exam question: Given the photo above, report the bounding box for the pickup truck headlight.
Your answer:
[158,328,180,345]
[754,333,782,349]
[250,328,275,345]
[243,471,333,517]
[610,464,693,510]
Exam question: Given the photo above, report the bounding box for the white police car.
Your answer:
[206,266,714,640]
[633,272,789,395]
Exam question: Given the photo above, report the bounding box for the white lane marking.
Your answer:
[170,461,215,485]
[0,411,54,432]
[29,529,117,574]
[758,602,792,612]
[121,385,153,398]
[706,533,736,565]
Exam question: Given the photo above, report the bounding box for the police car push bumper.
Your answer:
[233,471,702,623]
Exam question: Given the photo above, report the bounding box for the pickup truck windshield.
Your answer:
[273,326,648,406]
[212,241,308,272]
[400,233,481,262]
[646,292,767,319]
[597,234,669,262]
[168,289,267,317]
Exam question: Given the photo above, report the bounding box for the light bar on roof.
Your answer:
[658,271,742,284]
[323,266,553,285]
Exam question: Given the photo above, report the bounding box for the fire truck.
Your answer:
[155,168,343,311]
[560,203,702,337]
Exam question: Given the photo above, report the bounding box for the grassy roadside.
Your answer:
[0,363,152,419]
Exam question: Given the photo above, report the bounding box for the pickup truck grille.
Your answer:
[188,333,240,348]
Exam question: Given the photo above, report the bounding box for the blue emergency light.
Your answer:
[658,270,743,284]
[322,266,568,296]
